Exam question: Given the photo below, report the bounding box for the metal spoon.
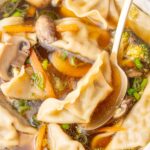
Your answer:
[82,0,133,131]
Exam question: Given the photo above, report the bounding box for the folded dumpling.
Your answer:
[63,0,120,28]
[1,67,50,100]
[37,51,113,123]
[0,93,36,149]
[107,76,150,149]
[47,124,85,150]
[52,18,101,61]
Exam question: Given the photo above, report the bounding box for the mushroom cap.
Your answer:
[35,15,57,51]
[0,36,30,81]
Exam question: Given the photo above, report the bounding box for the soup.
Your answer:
[0,0,149,150]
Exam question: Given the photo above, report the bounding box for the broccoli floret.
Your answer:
[122,30,150,70]
[126,44,144,59]
[126,43,150,66]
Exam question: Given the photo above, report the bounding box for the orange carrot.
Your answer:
[59,6,76,17]
[51,51,91,77]
[98,126,126,133]
[35,124,46,150]
[3,24,35,33]
[56,24,79,32]
[27,5,36,17]
[30,49,55,98]
[0,31,2,41]
[121,59,135,68]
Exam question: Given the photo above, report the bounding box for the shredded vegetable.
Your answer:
[51,51,91,77]
[3,24,35,33]
[35,124,46,150]
[13,100,31,115]
[56,24,79,32]
[30,49,56,98]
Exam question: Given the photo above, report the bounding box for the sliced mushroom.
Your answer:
[35,15,57,52]
[25,0,50,8]
[113,97,133,119]
[11,38,30,68]
[126,68,142,78]
[0,36,30,81]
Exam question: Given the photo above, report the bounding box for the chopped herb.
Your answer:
[61,124,70,130]
[54,76,67,92]
[31,73,45,90]
[13,100,31,115]
[25,58,30,64]
[134,58,143,70]
[11,0,18,2]
[42,59,49,70]
[132,77,143,91]
[75,134,88,145]
[61,124,89,149]
[141,78,148,90]
[30,114,41,128]
[70,57,77,67]
[61,51,68,60]
[12,10,22,16]
[133,92,140,100]
[0,0,22,18]
[127,88,136,96]
[127,77,148,101]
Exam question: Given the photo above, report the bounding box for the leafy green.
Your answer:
[13,100,31,115]
[31,73,45,90]
[0,0,22,18]
[127,77,148,101]
[30,114,41,128]
[61,124,89,148]
[61,124,70,130]
[42,59,49,70]
[127,88,136,96]
[133,92,140,100]
[25,58,30,64]
[134,58,143,69]
[61,51,68,60]
[141,78,148,90]
[70,57,77,67]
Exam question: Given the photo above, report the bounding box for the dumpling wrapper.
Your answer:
[107,76,150,149]
[1,67,50,100]
[37,51,113,123]
[63,0,120,29]
[47,124,85,150]
[0,93,36,149]
[52,18,101,61]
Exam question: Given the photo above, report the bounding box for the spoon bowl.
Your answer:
[82,0,133,131]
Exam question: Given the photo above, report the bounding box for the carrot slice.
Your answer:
[35,124,46,150]
[51,51,91,77]
[59,6,76,17]
[98,126,126,132]
[27,5,36,17]
[3,24,35,33]
[56,24,79,32]
[30,49,55,98]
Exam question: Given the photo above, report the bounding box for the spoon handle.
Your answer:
[111,0,133,61]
